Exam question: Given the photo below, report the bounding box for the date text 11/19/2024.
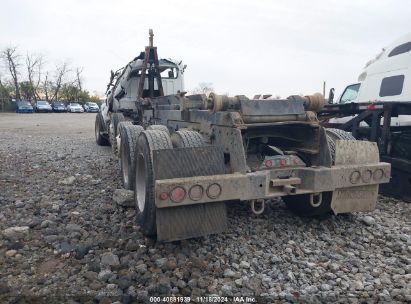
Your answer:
[149,296,257,303]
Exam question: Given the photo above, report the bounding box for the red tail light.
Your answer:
[170,187,186,203]
[159,192,168,200]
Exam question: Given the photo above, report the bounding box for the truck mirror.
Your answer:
[328,88,335,104]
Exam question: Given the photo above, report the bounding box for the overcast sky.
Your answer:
[1,0,410,98]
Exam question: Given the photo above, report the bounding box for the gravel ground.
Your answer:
[0,113,410,303]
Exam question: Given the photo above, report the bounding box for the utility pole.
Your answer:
[323,81,326,96]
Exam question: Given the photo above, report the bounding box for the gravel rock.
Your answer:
[98,270,114,282]
[239,261,250,269]
[83,271,98,281]
[66,223,82,232]
[101,252,120,267]
[60,240,72,253]
[59,176,76,185]
[41,220,55,228]
[223,269,236,278]
[361,215,376,226]
[75,243,92,259]
[221,284,233,296]
[2,226,29,239]
[5,250,17,257]
[135,263,147,274]
[1,114,410,301]
[113,189,134,207]
[234,278,243,287]
[321,283,332,291]
[352,280,364,291]
[155,258,167,269]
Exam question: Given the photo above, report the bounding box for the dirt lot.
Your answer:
[0,113,410,303]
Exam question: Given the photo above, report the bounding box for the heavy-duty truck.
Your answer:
[95,30,391,241]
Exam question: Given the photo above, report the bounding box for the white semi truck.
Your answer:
[320,33,411,202]
[333,32,411,126]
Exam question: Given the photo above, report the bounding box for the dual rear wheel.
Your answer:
[95,113,110,146]
[119,125,205,236]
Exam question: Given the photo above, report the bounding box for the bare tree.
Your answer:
[50,62,69,101]
[1,46,21,100]
[75,67,83,91]
[191,82,214,96]
[26,53,43,101]
[74,67,84,101]
[42,71,50,102]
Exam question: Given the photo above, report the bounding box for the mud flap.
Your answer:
[331,140,380,214]
[153,146,228,241]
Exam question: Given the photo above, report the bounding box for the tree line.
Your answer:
[0,46,100,107]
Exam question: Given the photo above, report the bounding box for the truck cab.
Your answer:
[334,33,411,126]
[105,57,185,113]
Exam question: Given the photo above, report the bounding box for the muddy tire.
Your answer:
[110,113,125,154]
[95,113,110,146]
[171,130,205,148]
[116,121,133,157]
[326,128,355,164]
[112,113,125,133]
[147,124,170,135]
[119,124,144,190]
[134,130,172,236]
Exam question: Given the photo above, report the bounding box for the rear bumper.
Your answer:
[155,163,390,208]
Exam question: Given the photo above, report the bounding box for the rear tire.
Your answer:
[134,130,172,236]
[95,113,110,146]
[171,130,205,148]
[116,121,133,157]
[120,124,144,190]
[326,128,356,164]
[110,113,125,154]
[147,124,170,135]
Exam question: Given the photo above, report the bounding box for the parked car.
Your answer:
[34,100,53,113]
[16,101,34,113]
[84,102,100,113]
[51,101,67,112]
[67,102,84,113]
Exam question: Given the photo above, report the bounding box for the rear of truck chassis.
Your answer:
[97,32,391,241]
[148,95,389,241]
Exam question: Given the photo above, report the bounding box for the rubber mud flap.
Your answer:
[153,146,228,241]
[156,202,228,242]
[331,140,380,214]
[331,185,378,214]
